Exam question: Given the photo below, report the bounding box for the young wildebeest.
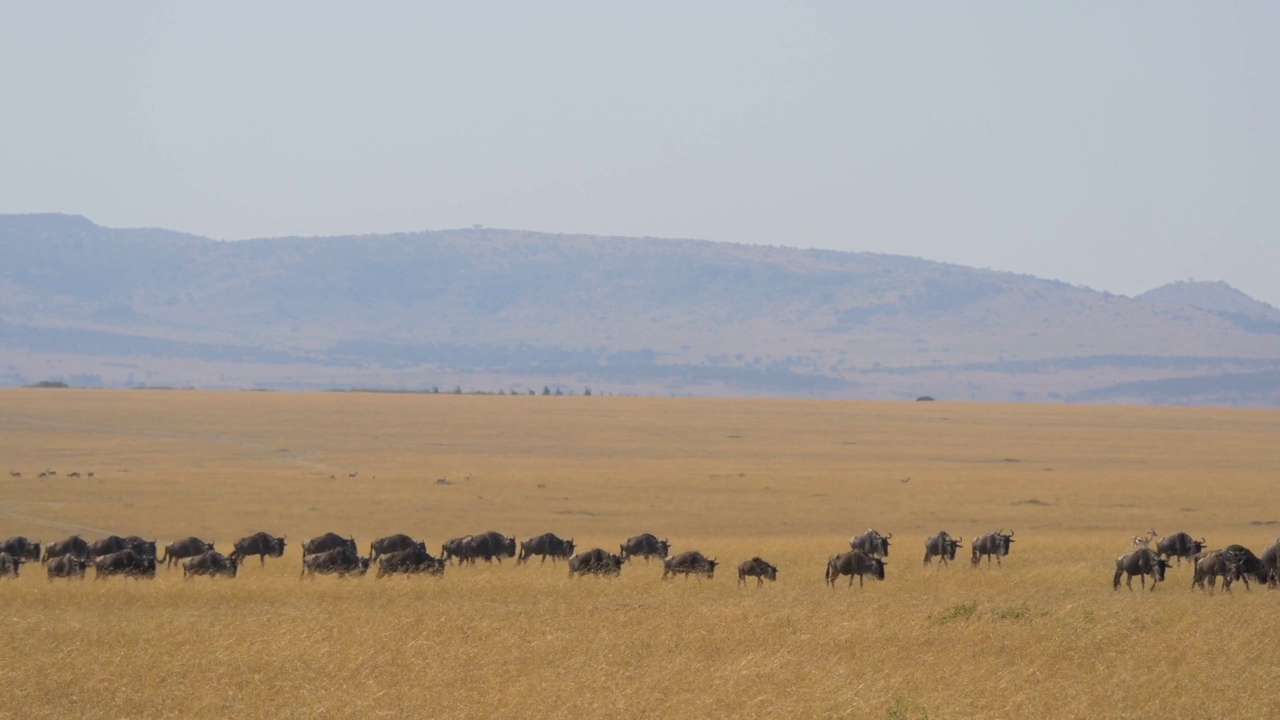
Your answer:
[1113,548,1170,591]
[46,554,90,581]
[2,536,42,563]
[161,537,215,569]
[441,536,472,564]
[1192,550,1239,594]
[662,551,717,580]
[43,535,91,563]
[376,543,446,578]
[620,533,670,563]
[970,530,1015,567]
[93,549,157,580]
[923,531,963,567]
[302,532,358,557]
[567,548,625,577]
[0,552,26,578]
[737,557,778,587]
[231,532,286,567]
[517,533,575,565]
[300,547,370,579]
[1156,532,1206,566]
[850,529,892,557]
[369,534,422,561]
[183,550,241,579]
[825,550,885,588]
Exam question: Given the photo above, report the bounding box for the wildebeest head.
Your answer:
[659,538,671,558]
[563,539,576,557]
[998,530,1015,555]
[274,536,287,557]
[706,557,718,578]
[1153,556,1170,582]
[1191,537,1206,556]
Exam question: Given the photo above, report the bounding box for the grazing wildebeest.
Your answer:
[231,532,287,567]
[620,533,670,563]
[376,543,446,578]
[518,533,575,565]
[46,554,90,580]
[182,551,241,579]
[662,551,718,580]
[300,547,370,578]
[1222,545,1269,589]
[1113,548,1170,591]
[1192,550,1239,593]
[67,472,81,478]
[970,530,1015,567]
[93,549,156,580]
[123,536,157,559]
[43,535,91,563]
[825,550,886,588]
[850,529,892,557]
[161,537,215,568]
[89,535,129,558]
[0,552,25,578]
[923,531,963,567]
[302,532,358,557]
[370,534,422,561]
[567,548,625,577]
[460,531,517,564]
[737,557,778,587]
[441,536,472,564]
[1156,532,1206,566]
[1262,539,1280,588]
[2,536,42,563]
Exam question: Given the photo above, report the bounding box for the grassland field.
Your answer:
[1,389,1279,719]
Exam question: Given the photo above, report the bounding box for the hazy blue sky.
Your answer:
[3,3,1277,305]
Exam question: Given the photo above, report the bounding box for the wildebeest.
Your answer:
[89,535,129,558]
[369,534,422,561]
[231,532,287,566]
[1156,532,1206,566]
[737,557,778,587]
[123,536,157,559]
[620,533,670,563]
[970,530,1015,567]
[43,535,91,563]
[567,548,625,577]
[517,533,575,565]
[0,552,25,578]
[7,471,19,478]
[93,549,157,580]
[67,472,81,478]
[161,537,215,569]
[460,531,517,564]
[1262,539,1280,588]
[46,554,89,580]
[376,544,446,578]
[1113,547,1170,591]
[662,551,718,580]
[1222,545,1269,589]
[923,531,963,567]
[441,536,472,564]
[182,550,241,579]
[850,529,892,557]
[300,546,371,578]
[825,550,886,588]
[302,532,358,557]
[1192,550,1239,593]
[1,536,42,563]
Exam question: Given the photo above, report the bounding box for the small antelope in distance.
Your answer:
[1132,528,1158,548]
[67,472,81,478]
[8,471,20,478]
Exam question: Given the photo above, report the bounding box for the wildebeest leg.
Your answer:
[259,554,266,567]
[757,576,764,588]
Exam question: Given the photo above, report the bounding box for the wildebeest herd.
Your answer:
[2,526,1278,593]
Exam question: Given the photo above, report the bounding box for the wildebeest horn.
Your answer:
[956,536,963,544]
[1199,537,1206,544]
[1007,530,1014,537]
[885,532,893,539]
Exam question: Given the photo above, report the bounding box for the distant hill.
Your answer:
[2,214,1279,405]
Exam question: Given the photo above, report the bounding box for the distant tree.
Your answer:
[584,387,592,396]
[527,389,535,395]
[453,385,462,394]
[542,386,550,396]
[554,387,563,396]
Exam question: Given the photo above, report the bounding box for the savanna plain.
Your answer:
[1,389,1279,719]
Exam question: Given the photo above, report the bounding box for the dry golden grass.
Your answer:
[2,389,1279,719]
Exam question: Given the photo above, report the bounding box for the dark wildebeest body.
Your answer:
[461,531,516,564]
[1156,532,1206,566]
[370,534,421,561]
[162,537,214,568]
[567,548,625,577]
[1192,550,1239,593]
[376,544,446,578]
[737,557,778,587]
[89,535,129,558]
[518,533,575,565]
[43,535,91,563]
[850,529,892,557]
[1262,539,1280,588]
[232,532,286,567]
[123,536,157,559]
[662,551,718,580]
[923,532,963,567]
[0,552,25,578]
[1113,548,1170,591]
[1222,545,1268,589]
[620,533,670,563]
[93,549,156,580]
[441,536,471,564]
[970,530,1015,567]
[46,554,89,580]
[303,532,358,557]
[300,546,370,578]
[825,550,886,588]
[183,550,240,578]
[2,536,41,563]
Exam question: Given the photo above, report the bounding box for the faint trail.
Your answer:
[0,502,118,536]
